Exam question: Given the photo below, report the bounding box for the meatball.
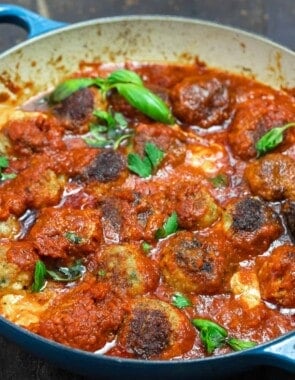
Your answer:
[175,183,222,229]
[256,245,295,308]
[170,75,232,128]
[223,197,283,259]
[116,298,195,359]
[133,123,186,167]
[28,207,102,259]
[281,201,295,242]
[0,155,66,220]
[53,88,94,133]
[37,275,126,351]
[159,231,229,294]
[82,150,126,183]
[97,244,159,296]
[6,241,39,272]
[228,97,295,160]
[244,153,295,201]
[4,115,65,155]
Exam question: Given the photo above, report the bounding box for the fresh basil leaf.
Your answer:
[64,231,83,244]
[209,173,228,188]
[46,260,86,282]
[192,318,228,354]
[155,211,178,239]
[115,83,175,124]
[0,156,9,169]
[227,337,257,351]
[32,260,47,292]
[255,122,295,156]
[144,142,164,169]
[49,78,99,103]
[114,112,128,129]
[172,292,192,309]
[106,69,143,86]
[127,153,152,178]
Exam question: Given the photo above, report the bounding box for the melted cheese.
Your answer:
[230,269,261,308]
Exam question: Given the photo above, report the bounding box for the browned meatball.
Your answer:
[175,183,222,229]
[159,231,229,294]
[28,207,102,259]
[4,115,65,155]
[116,298,195,359]
[223,197,283,259]
[80,150,126,183]
[133,123,186,167]
[170,74,232,128]
[281,201,295,242]
[6,241,39,272]
[53,88,94,133]
[256,245,295,308]
[97,244,159,296]
[38,275,126,351]
[244,153,295,201]
[228,97,295,160]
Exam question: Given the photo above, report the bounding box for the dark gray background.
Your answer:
[0,1,294,379]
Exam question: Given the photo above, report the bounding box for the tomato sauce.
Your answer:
[0,59,294,360]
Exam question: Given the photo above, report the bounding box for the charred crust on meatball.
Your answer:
[126,308,171,358]
[82,150,125,183]
[232,198,264,232]
[53,88,94,126]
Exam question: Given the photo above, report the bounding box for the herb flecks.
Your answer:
[64,231,83,244]
[0,156,16,182]
[49,69,175,125]
[256,122,295,156]
[127,142,164,178]
[46,260,86,282]
[192,318,257,354]
[155,211,178,239]
[172,292,192,309]
[31,260,47,292]
[209,173,228,188]
[83,110,132,149]
[31,260,86,292]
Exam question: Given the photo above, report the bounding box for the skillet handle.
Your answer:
[0,4,66,38]
[245,333,295,373]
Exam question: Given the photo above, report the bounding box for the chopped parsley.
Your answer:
[127,142,164,178]
[155,211,178,239]
[172,292,192,309]
[0,156,16,182]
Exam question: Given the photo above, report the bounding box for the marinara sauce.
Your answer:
[0,59,294,360]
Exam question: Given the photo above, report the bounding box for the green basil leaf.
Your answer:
[144,142,164,169]
[172,292,192,309]
[64,231,83,244]
[0,173,17,182]
[49,78,99,103]
[142,241,152,253]
[209,173,228,188]
[115,83,175,124]
[114,112,128,129]
[255,122,295,156]
[127,153,152,178]
[192,318,228,354]
[106,69,143,86]
[227,337,257,351]
[155,211,178,239]
[0,156,9,169]
[32,260,47,292]
[46,260,86,282]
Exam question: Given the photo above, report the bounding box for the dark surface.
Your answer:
[0,1,294,379]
